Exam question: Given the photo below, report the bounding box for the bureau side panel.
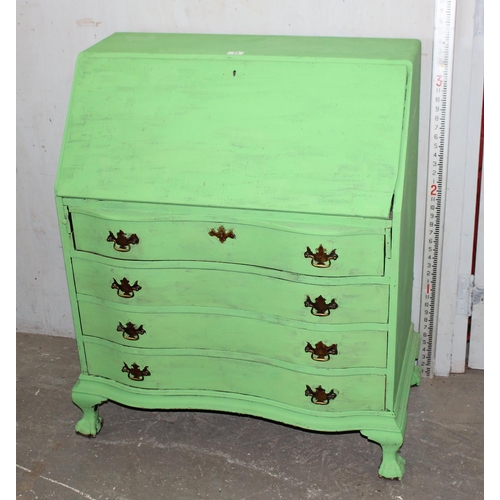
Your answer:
[387,45,421,411]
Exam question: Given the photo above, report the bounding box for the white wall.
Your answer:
[17,1,436,338]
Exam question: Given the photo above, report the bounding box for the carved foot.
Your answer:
[72,391,106,437]
[378,443,406,479]
[361,429,405,480]
[411,363,421,386]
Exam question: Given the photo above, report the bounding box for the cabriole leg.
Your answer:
[361,429,405,479]
[72,390,106,437]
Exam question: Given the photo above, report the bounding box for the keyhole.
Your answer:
[233,70,236,76]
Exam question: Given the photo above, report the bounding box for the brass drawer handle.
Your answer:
[209,226,236,243]
[117,322,146,341]
[122,362,151,381]
[305,341,338,362]
[111,278,142,298]
[304,245,338,268]
[107,230,139,252]
[304,295,338,316]
[305,385,338,405]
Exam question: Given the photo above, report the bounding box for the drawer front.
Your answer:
[72,258,389,324]
[78,299,388,368]
[84,340,386,412]
[71,211,385,277]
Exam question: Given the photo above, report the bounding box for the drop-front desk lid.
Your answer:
[56,33,420,219]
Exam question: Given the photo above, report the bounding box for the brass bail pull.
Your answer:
[304,245,338,268]
[117,322,146,341]
[304,295,338,316]
[304,341,338,362]
[305,385,338,405]
[111,278,142,298]
[122,362,151,381]
[107,230,139,252]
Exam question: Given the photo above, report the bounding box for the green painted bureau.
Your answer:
[55,33,421,479]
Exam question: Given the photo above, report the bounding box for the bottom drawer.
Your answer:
[84,339,386,412]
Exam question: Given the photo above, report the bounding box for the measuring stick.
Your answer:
[418,0,457,377]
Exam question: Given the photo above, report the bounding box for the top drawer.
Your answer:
[69,209,387,277]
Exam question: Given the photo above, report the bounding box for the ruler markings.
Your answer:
[418,0,457,377]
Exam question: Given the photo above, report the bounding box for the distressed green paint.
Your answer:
[83,337,386,412]
[66,198,392,231]
[78,298,389,369]
[55,34,410,219]
[72,256,390,324]
[389,46,422,412]
[71,210,385,277]
[56,33,421,479]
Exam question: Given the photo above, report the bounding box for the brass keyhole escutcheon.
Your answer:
[209,226,236,243]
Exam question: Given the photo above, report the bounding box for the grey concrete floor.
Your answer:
[16,331,483,499]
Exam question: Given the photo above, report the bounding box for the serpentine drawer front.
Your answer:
[83,337,387,412]
[70,208,387,277]
[55,33,421,479]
